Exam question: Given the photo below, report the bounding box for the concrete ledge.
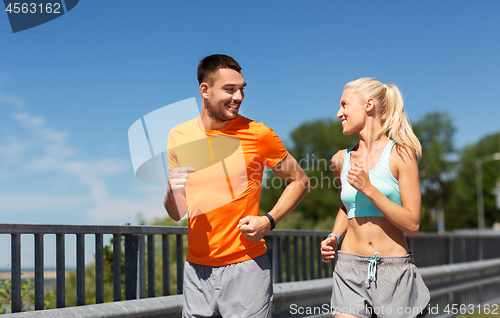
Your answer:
[4,295,183,318]
[5,259,500,318]
[273,278,332,318]
[419,258,500,286]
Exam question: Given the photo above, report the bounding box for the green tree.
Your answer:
[260,119,357,229]
[446,132,500,229]
[413,111,456,232]
[0,277,45,313]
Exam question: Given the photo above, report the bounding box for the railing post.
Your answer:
[271,236,278,284]
[11,233,21,313]
[162,234,170,296]
[448,235,454,264]
[316,237,322,279]
[265,237,271,277]
[461,236,466,262]
[478,236,483,260]
[34,233,44,310]
[302,236,307,280]
[95,233,104,304]
[293,236,299,281]
[138,234,146,299]
[147,234,155,298]
[125,234,139,300]
[408,236,414,253]
[56,233,65,308]
[277,236,283,283]
[113,234,122,301]
[176,234,183,295]
[309,236,315,280]
[285,236,291,282]
[76,233,85,306]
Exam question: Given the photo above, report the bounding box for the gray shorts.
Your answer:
[182,253,272,318]
[330,252,430,318]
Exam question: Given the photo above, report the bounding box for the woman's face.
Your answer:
[337,89,366,135]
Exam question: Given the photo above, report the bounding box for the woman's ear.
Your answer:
[365,98,375,112]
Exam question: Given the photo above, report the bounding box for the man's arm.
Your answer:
[164,166,195,221]
[237,153,309,242]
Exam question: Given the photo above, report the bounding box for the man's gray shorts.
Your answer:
[330,252,430,318]
[182,253,272,318]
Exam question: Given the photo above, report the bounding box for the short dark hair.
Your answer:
[197,54,242,85]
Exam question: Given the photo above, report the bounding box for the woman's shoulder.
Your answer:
[391,142,418,168]
[331,149,348,171]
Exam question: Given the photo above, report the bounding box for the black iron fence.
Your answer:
[1,224,500,313]
[409,231,500,266]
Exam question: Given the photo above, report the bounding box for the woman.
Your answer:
[321,78,430,318]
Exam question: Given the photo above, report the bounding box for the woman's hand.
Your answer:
[321,235,338,263]
[346,161,372,193]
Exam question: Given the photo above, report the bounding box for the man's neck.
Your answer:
[199,112,234,131]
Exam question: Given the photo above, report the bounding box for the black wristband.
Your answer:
[264,214,275,230]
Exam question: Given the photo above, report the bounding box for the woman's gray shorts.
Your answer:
[330,252,430,318]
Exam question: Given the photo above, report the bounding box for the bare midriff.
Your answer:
[341,217,409,257]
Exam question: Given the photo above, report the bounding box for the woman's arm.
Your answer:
[321,150,348,262]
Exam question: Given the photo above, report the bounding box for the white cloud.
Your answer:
[0,138,27,156]
[0,90,24,110]
[69,158,129,177]
[134,183,167,193]
[0,90,165,225]
[12,111,72,159]
[85,193,167,224]
[0,194,89,212]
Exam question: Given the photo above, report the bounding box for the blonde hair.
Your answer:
[344,77,422,160]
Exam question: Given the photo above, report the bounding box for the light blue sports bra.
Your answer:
[340,140,401,219]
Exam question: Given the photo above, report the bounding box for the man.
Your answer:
[164,54,309,318]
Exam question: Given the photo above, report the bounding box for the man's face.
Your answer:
[204,68,246,123]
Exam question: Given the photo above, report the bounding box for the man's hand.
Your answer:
[165,166,195,221]
[321,235,338,263]
[168,166,196,192]
[237,216,272,242]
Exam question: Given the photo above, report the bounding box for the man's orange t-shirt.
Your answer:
[167,115,287,266]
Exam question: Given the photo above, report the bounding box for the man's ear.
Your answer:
[200,82,209,99]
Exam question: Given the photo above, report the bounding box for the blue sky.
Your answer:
[1,0,499,234]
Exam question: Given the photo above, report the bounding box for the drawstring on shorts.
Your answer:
[366,252,381,287]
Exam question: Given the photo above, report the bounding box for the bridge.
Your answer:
[1,224,500,317]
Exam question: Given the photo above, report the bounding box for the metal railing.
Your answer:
[1,224,500,314]
[407,231,500,266]
[4,258,500,318]
[0,224,187,313]
[420,258,500,318]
